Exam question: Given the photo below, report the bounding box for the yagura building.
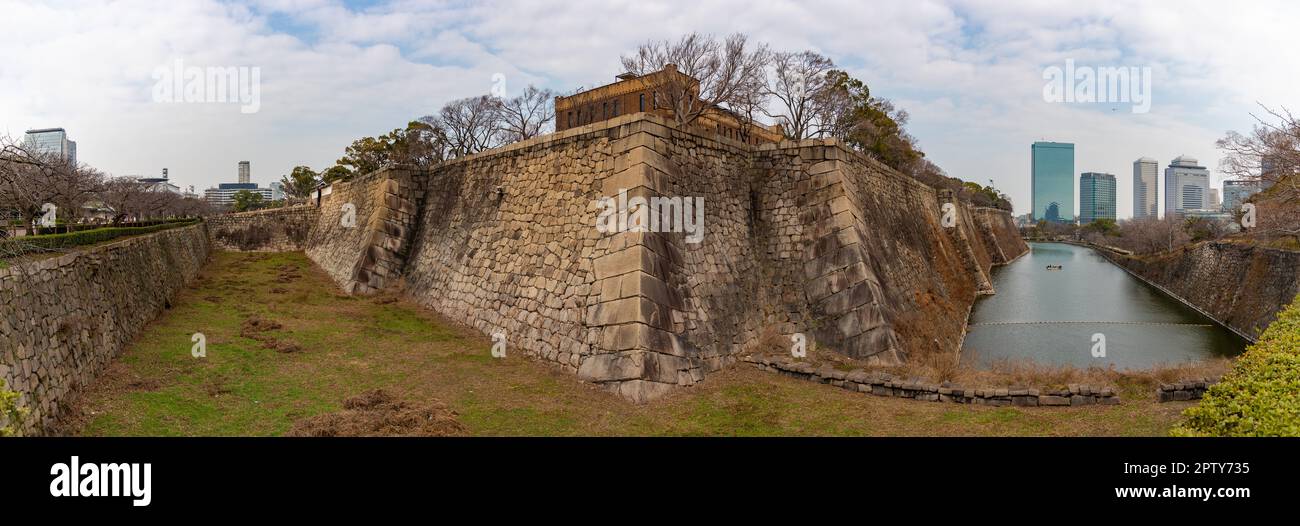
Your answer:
[1031,141,1075,223]
[555,64,784,146]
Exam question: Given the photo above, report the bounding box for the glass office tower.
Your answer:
[1079,172,1117,224]
[1031,142,1075,223]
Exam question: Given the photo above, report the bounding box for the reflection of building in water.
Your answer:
[555,64,784,145]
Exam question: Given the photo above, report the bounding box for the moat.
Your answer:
[962,242,1250,369]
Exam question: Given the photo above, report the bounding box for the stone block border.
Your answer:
[1156,378,1218,402]
[741,356,1119,407]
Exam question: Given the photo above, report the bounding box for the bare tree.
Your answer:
[497,85,557,142]
[0,136,93,232]
[765,50,835,139]
[430,95,505,158]
[620,33,770,127]
[1217,104,1300,240]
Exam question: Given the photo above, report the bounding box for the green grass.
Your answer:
[1174,294,1300,436]
[64,251,1190,437]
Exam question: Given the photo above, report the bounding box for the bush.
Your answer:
[0,219,201,259]
[1174,294,1300,436]
[1,378,25,437]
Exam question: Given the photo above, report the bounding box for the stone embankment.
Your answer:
[741,355,1119,407]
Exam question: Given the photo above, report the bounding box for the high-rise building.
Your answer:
[270,181,284,201]
[204,183,272,207]
[1032,142,1075,223]
[23,128,77,165]
[1132,157,1158,218]
[1208,188,1221,210]
[1164,155,1210,217]
[1079,172,1117,224]
[238,161,251,184]
[1223,180,1262,211]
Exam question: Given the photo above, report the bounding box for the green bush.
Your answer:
[1174,294,1300,436]
[1,378,25,437]
[0,219,201,259]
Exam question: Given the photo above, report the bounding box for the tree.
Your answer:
[231,190,265,212]
[279,166,320,200]
[765,50,836,139]
[1217,105,1300,241]
[432,95,504,158]
[326,120,450,182]
[496,85,557,142]
[0,136,103,232]
[620,32,770,127]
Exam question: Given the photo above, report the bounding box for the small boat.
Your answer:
[1045,264,1064,270]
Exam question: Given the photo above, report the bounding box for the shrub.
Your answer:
[1174,294,1300,436]
[0,219,201,259]
[1,378,26,437]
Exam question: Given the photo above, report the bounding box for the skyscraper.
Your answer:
[1132,157,1158,218]
[1032,142,1075,223]
[1164,155,1210,217]
[23,128,77,165]
[238,161,251,184]
[1209,188,1221,210]
[1079,172,1117,224]
[1223,180,1262,211]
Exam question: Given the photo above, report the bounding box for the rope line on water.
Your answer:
[968,321,1214,327]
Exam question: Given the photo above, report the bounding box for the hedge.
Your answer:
[0,219,201,259]
[1174,294,1300,436]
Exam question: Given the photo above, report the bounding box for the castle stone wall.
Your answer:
[1106,241,1300,340]
[0,224,211,435]
[207,205,318,252]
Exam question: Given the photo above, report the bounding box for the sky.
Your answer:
[2,0,1297,218]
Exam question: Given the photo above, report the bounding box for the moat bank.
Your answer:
[962,242,1249,369]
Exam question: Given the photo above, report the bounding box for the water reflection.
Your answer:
[961,242,1249,369]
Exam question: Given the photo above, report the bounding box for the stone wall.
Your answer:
[0,224,211,435]
[743,355,1120,406]
[362,113,1029,401]
[207,205,318,252]
[307,168,427,294]
[1104,241,1300,341]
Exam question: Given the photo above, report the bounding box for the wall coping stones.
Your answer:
[741,355,1121,407]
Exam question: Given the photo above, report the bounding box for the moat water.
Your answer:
[961,242,1250,369]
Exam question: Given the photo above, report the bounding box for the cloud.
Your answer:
[2,0,1296,218]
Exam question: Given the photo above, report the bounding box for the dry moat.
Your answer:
[53,251,1201,437]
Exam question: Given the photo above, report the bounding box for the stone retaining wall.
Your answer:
[1104,242,1300,341]
[742,355,1119,406]
[207,205,318,252]
[0,224,211,435]
[1157,378,1218,402]
[308,168,426,294]
[301,113,1028,401]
